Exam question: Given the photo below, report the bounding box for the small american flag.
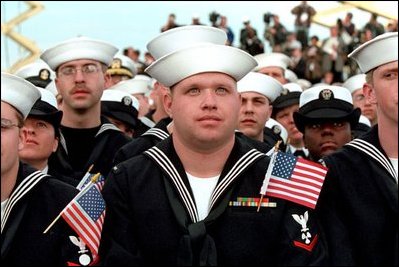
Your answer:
[61,174,106,263]
[265,151,328,209]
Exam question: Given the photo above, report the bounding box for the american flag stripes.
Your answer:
[265,151,328,209]
[61,174,106,263]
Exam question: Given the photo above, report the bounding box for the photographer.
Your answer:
[209,11,220,27]
[291,1,316,48]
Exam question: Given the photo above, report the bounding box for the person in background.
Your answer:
[343,73,378,126]
[218,15,234,46]
[1,72,90,266]
[145,79,170,124]
[14,59,55,88]
[293,85,360,162]
[253,52,292,84]
[19,87,62,174]
[161,13,181,32]
[291,1,316,48]
[99,25,327,266]
[271,82,309,158]
[111,75,155,137]
[239,18,258,51]
[105,54,137,88]
[264,117,288,151]
[191,13,205,26]
[40,36,131,186]
[352,114,372,138]
[317,32,398,266]
[363,13,385,38]
[237,72,282,143]
[101,89,140,139]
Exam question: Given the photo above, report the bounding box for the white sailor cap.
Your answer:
[102,89,140,111]
[41,36,118,70]
[296,79,312,90]
[36,87,58,109]
[107,54,137,79]
[348,32,398,73]
[1,72,41,119]
[253,52,292,72]
[45,80,59,97]
[109,76,151,95]
[147,25,227,60]
[29,87,63,129]
[14,59,55,88]
[293,85,360,132]
[101,89,140,128]
[284,69,298,83]
[265,118,288,144]
[146,44,257,87]
[342,74,366,94]
[237,72,283,102]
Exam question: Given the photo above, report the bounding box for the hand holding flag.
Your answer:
[43,173,106,264]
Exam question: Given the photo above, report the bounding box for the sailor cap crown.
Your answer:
[342,74,366,94]
[147,25,227,60]
[108,77,150,95]
[253,52,292,72]
[1,72,41,119]
[237,72,283,102]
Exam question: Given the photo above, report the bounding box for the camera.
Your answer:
[263,12,274,24]
[209,11,220,24]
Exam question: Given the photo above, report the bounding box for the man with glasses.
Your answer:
[1,73,90,265]
[41,36,130,186]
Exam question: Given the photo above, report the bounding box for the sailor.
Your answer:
[1,72,89,265]
[40,36,131,186]
[317,32,398,266]
[99,25,327,266]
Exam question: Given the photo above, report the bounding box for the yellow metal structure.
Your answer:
[1,1,44,73]
[312,1,398,29]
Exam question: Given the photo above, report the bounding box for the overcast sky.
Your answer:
[2,1,397,71]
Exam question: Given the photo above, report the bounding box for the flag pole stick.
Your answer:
[43,213,62,234]
[257,141,281,212]
[43,173,101,234]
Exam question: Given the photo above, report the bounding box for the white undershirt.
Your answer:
[41,165,49,174]
[186,173,219,221]
[389,158,398,183]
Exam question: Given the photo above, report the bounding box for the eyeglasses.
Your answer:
[1,118,20,131]
[58,64,101,77]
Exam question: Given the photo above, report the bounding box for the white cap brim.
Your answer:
[348,32,398,73]
[145,44,257,87]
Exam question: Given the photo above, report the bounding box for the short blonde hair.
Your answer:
[365,70,374,85]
